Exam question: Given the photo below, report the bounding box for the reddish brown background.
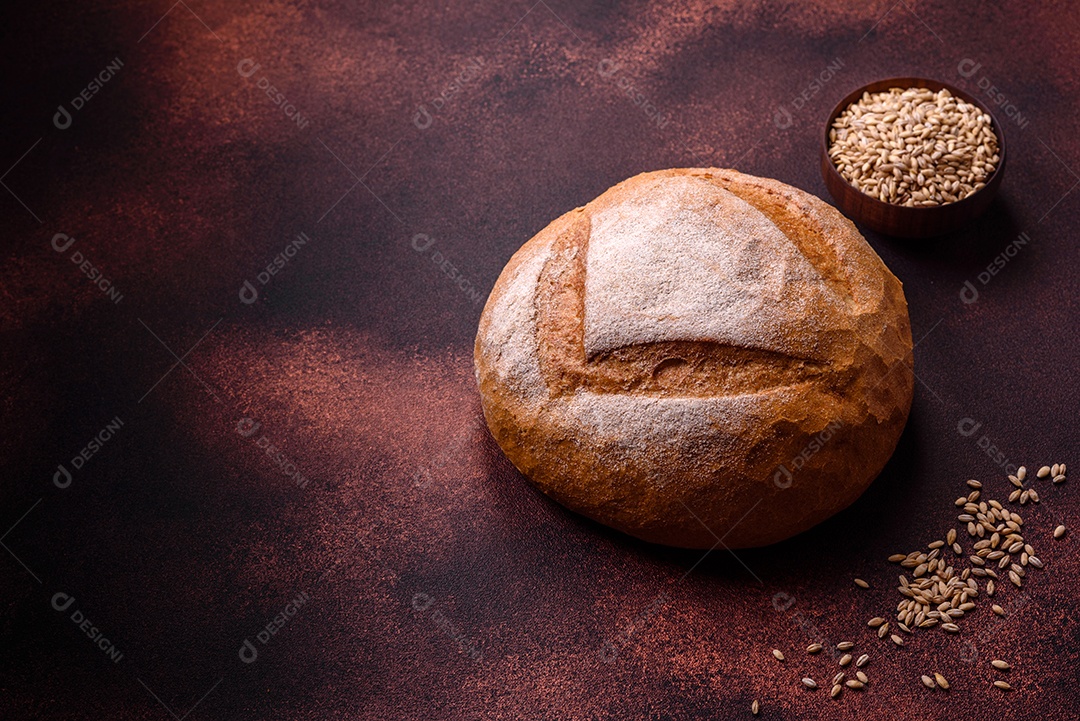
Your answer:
[1,1,1078,719]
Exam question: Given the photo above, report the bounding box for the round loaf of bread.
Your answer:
[475,168,914,549]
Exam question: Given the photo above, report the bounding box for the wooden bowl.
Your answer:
[820,77,1006,238]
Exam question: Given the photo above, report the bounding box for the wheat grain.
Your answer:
[828,87,999,206]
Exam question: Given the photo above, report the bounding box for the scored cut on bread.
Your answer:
[475,168,914,549]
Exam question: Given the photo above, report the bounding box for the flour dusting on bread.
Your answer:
[477,236,552,405]
[475,169,914,549]
[583,174,847,361]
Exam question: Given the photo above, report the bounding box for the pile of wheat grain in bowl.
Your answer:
[828,86,1000,206]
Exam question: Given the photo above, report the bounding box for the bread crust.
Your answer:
[475,168,914,549]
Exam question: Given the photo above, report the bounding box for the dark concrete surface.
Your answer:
[1,1,1078,718]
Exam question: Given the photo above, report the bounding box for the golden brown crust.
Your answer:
[475,168,914,549]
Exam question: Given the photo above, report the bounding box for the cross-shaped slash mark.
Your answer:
[138,318,223,404]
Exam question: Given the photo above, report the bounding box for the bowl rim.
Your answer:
[821,76,1007,216]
